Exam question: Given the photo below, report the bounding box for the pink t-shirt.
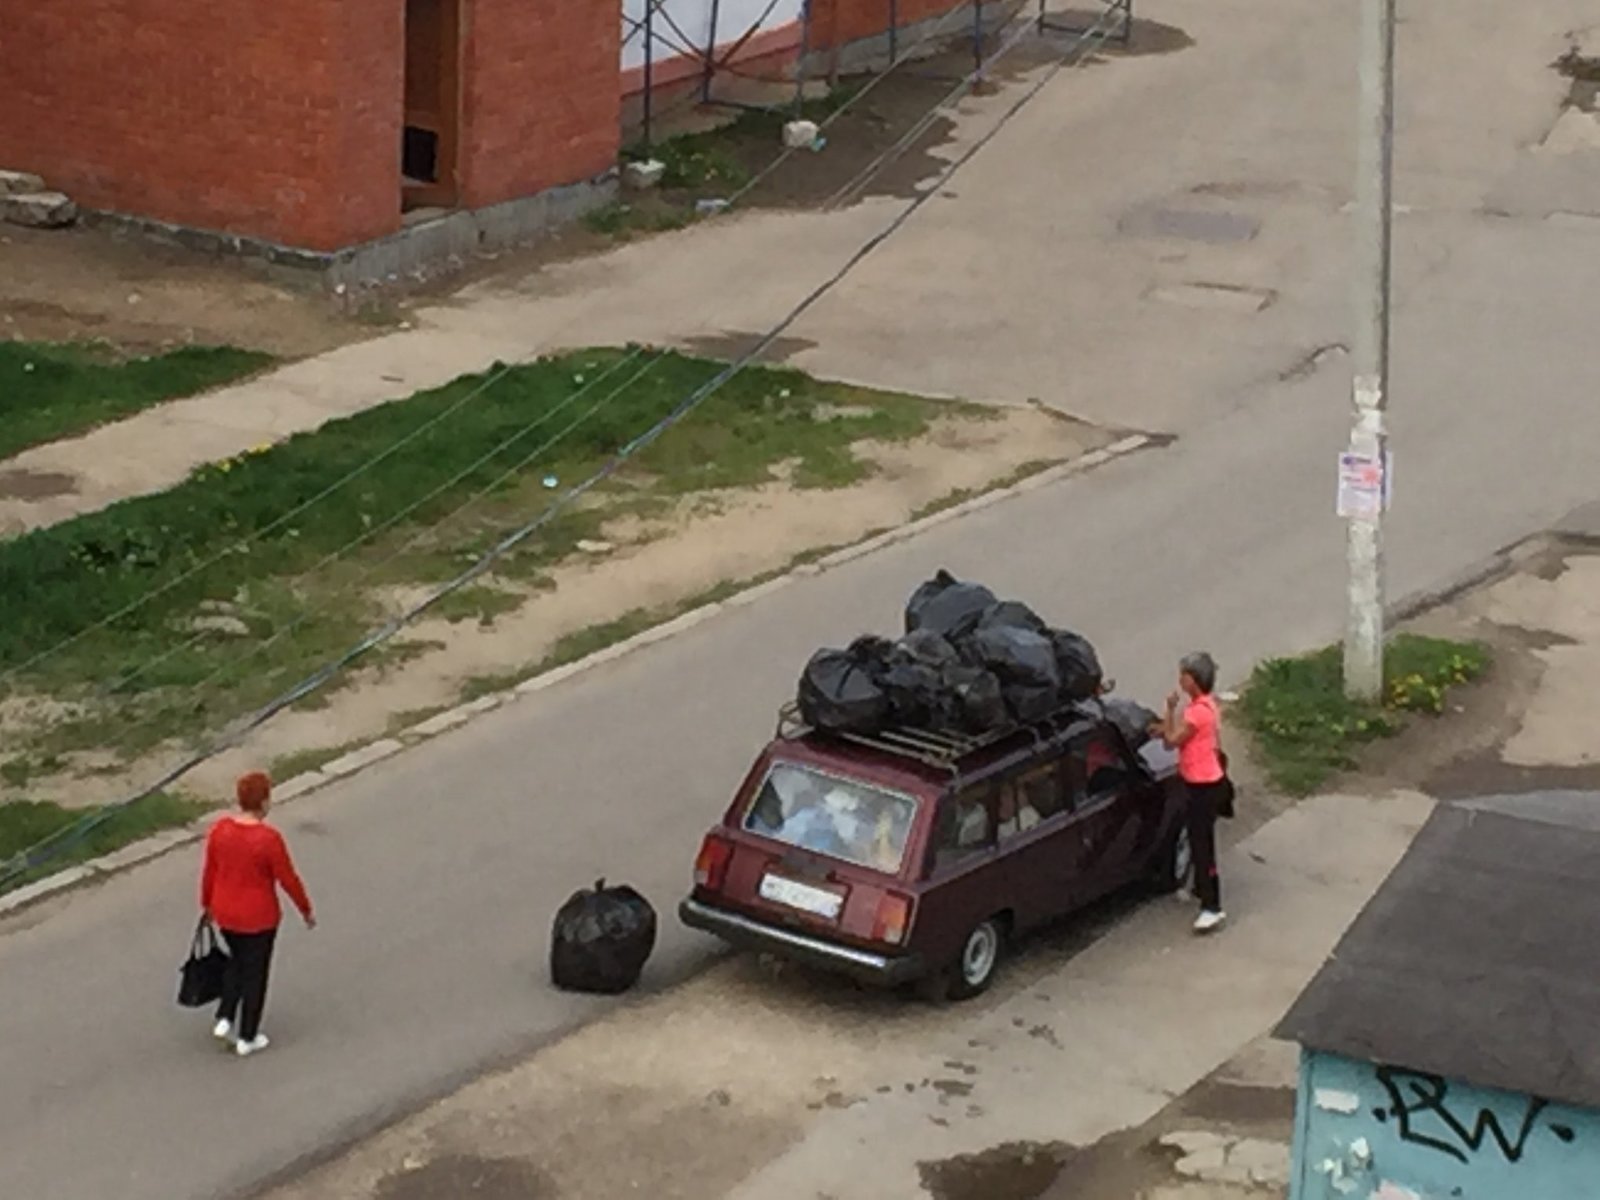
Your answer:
[1178,693,1224,784]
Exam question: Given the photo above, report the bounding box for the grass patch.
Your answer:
[0,342,273,460]
[1237,634,1490,796]
[0,792,212,892]
[0,347,961,780]
[426,585,524,626]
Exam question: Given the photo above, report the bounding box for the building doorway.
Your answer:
[403,0,461,212]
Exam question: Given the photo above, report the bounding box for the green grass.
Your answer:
[0,342,273,460]
[0,347,968,785]
[0,792,212,892]
[1237,634,1490,796]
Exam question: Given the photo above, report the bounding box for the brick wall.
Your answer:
[811,0,970,51]
[0,0,403,252]
[459,0,621,210]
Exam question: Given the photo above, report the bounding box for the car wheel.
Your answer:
[1148,823,1192,895]
[944,917,1006,1001]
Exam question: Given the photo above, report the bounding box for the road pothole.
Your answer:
[919,1140,1074,1200]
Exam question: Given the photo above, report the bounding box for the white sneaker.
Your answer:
[212,1018,235,1042]
[235,1034,270,1058]
[1174,887,1195,905]
[1193,910,1227,935]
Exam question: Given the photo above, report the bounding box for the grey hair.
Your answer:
[1180,651,1217,694]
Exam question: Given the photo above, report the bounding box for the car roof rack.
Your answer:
[776,700,1100,775]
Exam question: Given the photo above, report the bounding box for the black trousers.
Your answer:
[1184,780,1226,912]
[217,928,277,1041]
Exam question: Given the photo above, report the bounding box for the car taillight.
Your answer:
[694,834,734,891]
[872,892,914,946]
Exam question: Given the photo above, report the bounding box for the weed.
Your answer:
[0,792,212,892]
[1238,634,1490,795]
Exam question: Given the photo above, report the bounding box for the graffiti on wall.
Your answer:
[1372,1067,1578,1166]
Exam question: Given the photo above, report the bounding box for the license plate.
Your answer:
[759,873,843,920]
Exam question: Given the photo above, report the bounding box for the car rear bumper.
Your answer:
[679,897,925,987]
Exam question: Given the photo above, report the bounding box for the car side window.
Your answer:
[1073,728,1131,806]
[997,766,1069,842]
[933,789,994,870]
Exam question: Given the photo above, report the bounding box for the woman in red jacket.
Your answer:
[200,771,315,1058]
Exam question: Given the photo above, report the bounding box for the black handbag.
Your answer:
[178,918,229,1008]
[1215,750,1237,819]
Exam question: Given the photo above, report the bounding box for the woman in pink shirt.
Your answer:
[1154,652,1228,934]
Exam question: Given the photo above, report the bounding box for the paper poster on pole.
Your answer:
[1337,451,1387,519]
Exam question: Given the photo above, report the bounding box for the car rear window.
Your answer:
[744,762,918,873]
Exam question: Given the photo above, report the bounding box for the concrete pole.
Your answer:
[1343,0,1395,702]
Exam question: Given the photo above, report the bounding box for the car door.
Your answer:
[908,784,1011,969]
[992,761,1082,930]
[1068,724,1148,902]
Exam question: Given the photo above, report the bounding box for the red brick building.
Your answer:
[0,0,967,262]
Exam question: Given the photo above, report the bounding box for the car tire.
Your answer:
[937,917,1006,1002]
[1147,822,1192,895]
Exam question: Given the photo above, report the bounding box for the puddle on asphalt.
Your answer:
[919,1140,1074,1200]
[373,1154,553,1200]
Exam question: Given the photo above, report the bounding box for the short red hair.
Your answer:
[236,771,272,813]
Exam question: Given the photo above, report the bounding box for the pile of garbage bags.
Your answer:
[797,570,1106,737]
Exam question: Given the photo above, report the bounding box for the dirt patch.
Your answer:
[0,224,383,357]
[919,1140,1075,1200]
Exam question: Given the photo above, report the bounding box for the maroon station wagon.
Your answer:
[680,700,1191,1000]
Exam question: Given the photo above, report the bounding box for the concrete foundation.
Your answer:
[80,169,618,291]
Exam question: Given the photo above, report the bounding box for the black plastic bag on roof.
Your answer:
[882,631,961,727]
[798,636,894,733]
[962,624,1062,691]
[943,664,1008,733]
[550,879,658,994]
[976,600,1050,635]
[1003,681,1061,724]
[1050,629,1103,702]
[905,570,997,639]
[895,628,961,669]
[1101,696,1159,749]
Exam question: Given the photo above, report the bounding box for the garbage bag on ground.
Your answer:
[1101,696,1158,749]
[1050,629,1103,701]
[905,570,997,639]
[943,664,1008,733]
[550,879,658,994]
[798,635,894,733]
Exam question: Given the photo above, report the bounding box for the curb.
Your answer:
[0,433,1158,919]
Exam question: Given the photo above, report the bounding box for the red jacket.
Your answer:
[200,816,313,934]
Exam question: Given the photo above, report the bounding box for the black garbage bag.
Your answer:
[905,570,997,639]
[550,879,658,994]
[1101,696,1159,748]
[881,632,961,727]
[962,624,1062,691]
[1050,629,1103,701]
[1003,681,1061,724]
[798,636,894,733]
[976,600,1050,635]
[895,628,961,669]
[943,664,1008,733]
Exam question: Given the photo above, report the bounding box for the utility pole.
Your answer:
[1343,0,1395,702]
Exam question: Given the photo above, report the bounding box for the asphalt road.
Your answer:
[3,0,1598,1196]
